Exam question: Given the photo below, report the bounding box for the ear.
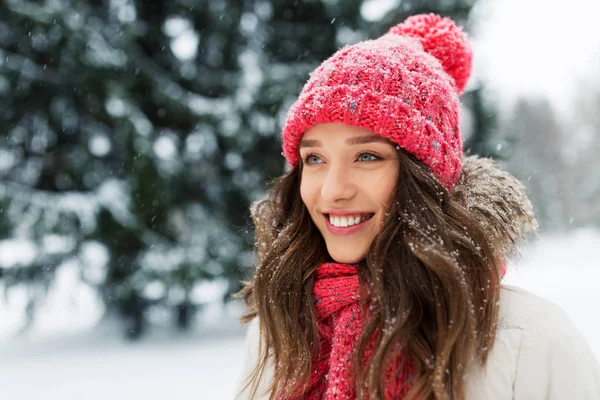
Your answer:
[451,155,539,260]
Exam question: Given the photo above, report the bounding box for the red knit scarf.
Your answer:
[282,260,508,399]
[285,262,414,400]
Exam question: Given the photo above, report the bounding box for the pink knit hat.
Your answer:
[281,13,473,190]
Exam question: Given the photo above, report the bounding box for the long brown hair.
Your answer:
[234,150,537,399]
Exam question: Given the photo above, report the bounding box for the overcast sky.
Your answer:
[471,0,600,117]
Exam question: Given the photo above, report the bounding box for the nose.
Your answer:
[320,163,356,202]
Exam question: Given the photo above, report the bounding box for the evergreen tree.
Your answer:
[0,0,495,337]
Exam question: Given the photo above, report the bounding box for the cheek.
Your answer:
[368,169,398,206]
[300,177,315,209]
[372,185,396,228]
[382,178,397,205]
[374,177,398,227]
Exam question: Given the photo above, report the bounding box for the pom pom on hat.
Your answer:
[388,13,473,94]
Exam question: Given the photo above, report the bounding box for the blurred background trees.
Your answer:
[2,0,596,338]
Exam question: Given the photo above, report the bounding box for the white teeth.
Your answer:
[328,214,371,228]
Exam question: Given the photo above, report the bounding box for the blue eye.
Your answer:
[304,154,323,165]
[357,152,379,162]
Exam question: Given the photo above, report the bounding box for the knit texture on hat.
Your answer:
[282,262,414,400]
[281,13,473,190]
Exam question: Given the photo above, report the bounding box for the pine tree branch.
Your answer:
[126,43,234,118]
[0,48,64,84]
[4,0,56,25]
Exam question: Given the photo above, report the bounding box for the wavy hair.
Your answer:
[234,150,537,400]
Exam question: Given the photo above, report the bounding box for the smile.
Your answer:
[323,213,374,236]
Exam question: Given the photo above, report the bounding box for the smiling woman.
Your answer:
[233,12,600,400]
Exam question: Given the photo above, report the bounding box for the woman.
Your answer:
[234,13,600,400]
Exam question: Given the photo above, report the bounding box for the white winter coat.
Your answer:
[235,285,600,399]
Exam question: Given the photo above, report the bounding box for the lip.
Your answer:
[322,210,374,216]
[324,213,373,236]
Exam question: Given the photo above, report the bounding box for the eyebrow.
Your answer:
[299,135,391,148]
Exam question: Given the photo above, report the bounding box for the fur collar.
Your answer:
[451,155,539,260]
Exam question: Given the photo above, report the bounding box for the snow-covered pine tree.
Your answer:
[0,0,494,337]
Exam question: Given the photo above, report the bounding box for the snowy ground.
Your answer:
[0,302,248,400]
[0,227,599,400]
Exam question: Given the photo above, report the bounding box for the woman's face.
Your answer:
[299,123,400,264]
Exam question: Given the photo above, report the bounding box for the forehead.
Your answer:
[303,123,372,139]
[300,123,394,147]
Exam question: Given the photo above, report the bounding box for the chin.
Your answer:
[328,249,366,264]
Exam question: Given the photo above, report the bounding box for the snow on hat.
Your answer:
[281,13,473,190]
